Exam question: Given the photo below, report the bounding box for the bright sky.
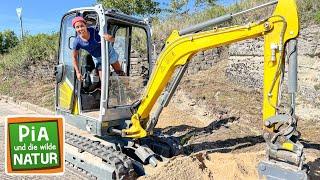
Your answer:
[0,0,238,35]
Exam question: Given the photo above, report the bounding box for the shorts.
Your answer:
[92,56,102,70]
[109,46,119,65]
[92,46,119,70]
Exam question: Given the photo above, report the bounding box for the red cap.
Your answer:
[72,16,85,27]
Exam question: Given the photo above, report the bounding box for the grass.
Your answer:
[297,0,320,23]
[0,74,55,110]
[315,11,320,23]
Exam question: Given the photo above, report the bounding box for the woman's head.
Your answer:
[72,16,87,36]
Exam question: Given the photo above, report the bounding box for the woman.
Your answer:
[71,16,124,81]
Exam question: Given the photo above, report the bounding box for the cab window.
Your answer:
[108,25,149,107]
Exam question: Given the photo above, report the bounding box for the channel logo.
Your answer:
[5,115,64,175]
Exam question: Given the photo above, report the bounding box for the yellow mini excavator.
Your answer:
[55,0,309,179]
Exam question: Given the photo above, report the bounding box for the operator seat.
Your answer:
[81,54,100,93]
[80,54,101,111]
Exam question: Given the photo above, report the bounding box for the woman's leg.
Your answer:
[92,56,102,79]
[111,61,123,74]
[98,70,102,80]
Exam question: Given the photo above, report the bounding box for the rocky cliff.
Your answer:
[225,25,320,120]
[225,25,319,94]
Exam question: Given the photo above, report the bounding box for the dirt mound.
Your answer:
[141,155,213,180]
[205,152,263,179]
[141,152,264,180]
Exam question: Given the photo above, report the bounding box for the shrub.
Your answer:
[0,33,58,73]
[315,11,320,23]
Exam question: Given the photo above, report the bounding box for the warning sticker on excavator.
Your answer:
[5,115,64,175]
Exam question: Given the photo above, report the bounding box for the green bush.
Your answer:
[0,30,19,54]
[315,11,320,23]
[0,33,58,73]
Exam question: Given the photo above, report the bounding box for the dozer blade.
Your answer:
[258,160,308,180]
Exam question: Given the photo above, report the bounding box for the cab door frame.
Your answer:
[99,14,153,132]
[55,12,77,113]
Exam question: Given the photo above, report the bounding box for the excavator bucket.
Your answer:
[258,160,308,180]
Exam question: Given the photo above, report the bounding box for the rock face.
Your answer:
[225,55,263,88]
[186,47,227,75]
[226,25,320,88]
[298,25,320,57]
[129,50,149,77]
[224,25,320,119]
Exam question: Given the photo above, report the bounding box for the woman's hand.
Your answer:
[76,72,83,81]
[103,34,115,42]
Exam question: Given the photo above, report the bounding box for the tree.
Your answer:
[97,0,161,16]
[170,0,189,13]
[195,0,217,7]
[168,0,217,14]
[2,30,18,53]
[0,33,3,54]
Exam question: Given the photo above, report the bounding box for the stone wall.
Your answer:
[130,25,320,110]
[129,47,227,76]
[225,38,264,88]
[186,47,227,75]
[129,50,149,77]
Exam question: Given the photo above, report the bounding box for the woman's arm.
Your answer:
[72,50,82,80]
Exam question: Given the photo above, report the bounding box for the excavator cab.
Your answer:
[55,5,153,136]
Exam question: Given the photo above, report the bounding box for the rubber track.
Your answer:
[65,131,136,179]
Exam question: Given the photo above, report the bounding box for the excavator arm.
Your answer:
[123,0,299,138]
